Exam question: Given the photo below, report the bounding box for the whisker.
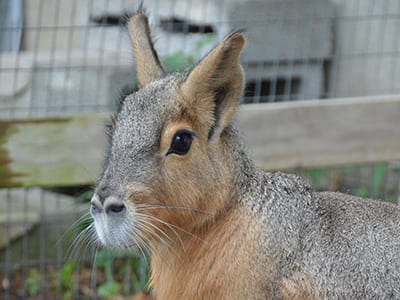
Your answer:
[61,212,92,244]
[135,218,177,265]
[135,204,212,215]
[136,216,175,246]
[90,245,100,291]
[133,230,153,261]
[67,223,96,262]
[136,213,186,252]
[64,211,91,233]
[125,206,173,246]
[121,220,149,265]
[134,219,167,249]
[137,211,207,245]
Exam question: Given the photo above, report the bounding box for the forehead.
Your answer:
[113,75,183,150]
[121,74,185,117]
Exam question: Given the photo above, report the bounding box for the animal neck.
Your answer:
[149,206,257,299]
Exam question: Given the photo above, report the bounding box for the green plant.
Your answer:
[60,261,77,300]
[94,248,149,296]
[355,186,369,198]
[163,51,195,72]
[76,190,94,203]
[25,269,41,296]
[371,163,386,198]
[163,34,216,72]
[302,164,392,201]
[304,168,328,191]
[121,253,149,293]
[98,281,121,297]
[95,248,124,297]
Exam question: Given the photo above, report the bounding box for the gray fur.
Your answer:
[96,74,185,199]
[225,129,400,298]
[91,14,400,299]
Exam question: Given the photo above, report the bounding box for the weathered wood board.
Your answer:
[0,114,109,187]
[0,95,399,187]
[237,95,400,170]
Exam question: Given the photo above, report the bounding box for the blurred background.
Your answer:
[0,0,399,299]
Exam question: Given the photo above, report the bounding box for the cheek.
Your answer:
[125,184,159,209]
[162,153,215,202]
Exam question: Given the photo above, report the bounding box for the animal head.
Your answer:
[90,12,246,249]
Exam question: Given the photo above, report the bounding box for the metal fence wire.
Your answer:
[0,0,400,299]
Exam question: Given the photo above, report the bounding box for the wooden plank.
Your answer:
[0,114,109,187]
[237,95,400,170]
[0,95,399,188]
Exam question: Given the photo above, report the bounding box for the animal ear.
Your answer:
[127,13,165,88]
[181,32,246,140]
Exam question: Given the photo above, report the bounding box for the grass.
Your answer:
[300,162,399,203]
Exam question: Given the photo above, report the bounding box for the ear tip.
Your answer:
[235,33,247,48]
[226,32,247,50]
[127,12,148,29]
[127,1,151,30]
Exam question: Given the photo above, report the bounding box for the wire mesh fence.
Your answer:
[0,0,399,298]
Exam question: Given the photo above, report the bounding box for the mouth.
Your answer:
[92,215,130,248]
[90,193,139,249]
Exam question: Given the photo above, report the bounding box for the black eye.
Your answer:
[167,130,193,155]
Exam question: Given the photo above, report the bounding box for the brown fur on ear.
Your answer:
[127,13,165,88]
[181,32,246,139]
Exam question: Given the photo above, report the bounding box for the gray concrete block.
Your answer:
[230,0,336,62]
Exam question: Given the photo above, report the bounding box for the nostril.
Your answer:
[106,204,125,214]
[90,202,100,214]
[101,196,125,215]
[90,194,103,215]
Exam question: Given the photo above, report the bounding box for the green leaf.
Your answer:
[356,186,369,198]
[194,34,216,53]
[95,248,127,267]
[305,168,328,190]
[163,51,194,72]
[25,269,41,296]
[76,190,94,203]
[62,290,74,300]
[60,261,76,289]
[372,163,387,198]
[97,281,121,297]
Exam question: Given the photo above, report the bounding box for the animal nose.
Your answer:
[90,193,126,216]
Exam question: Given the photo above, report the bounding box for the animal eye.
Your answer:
[167,130,193,155]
